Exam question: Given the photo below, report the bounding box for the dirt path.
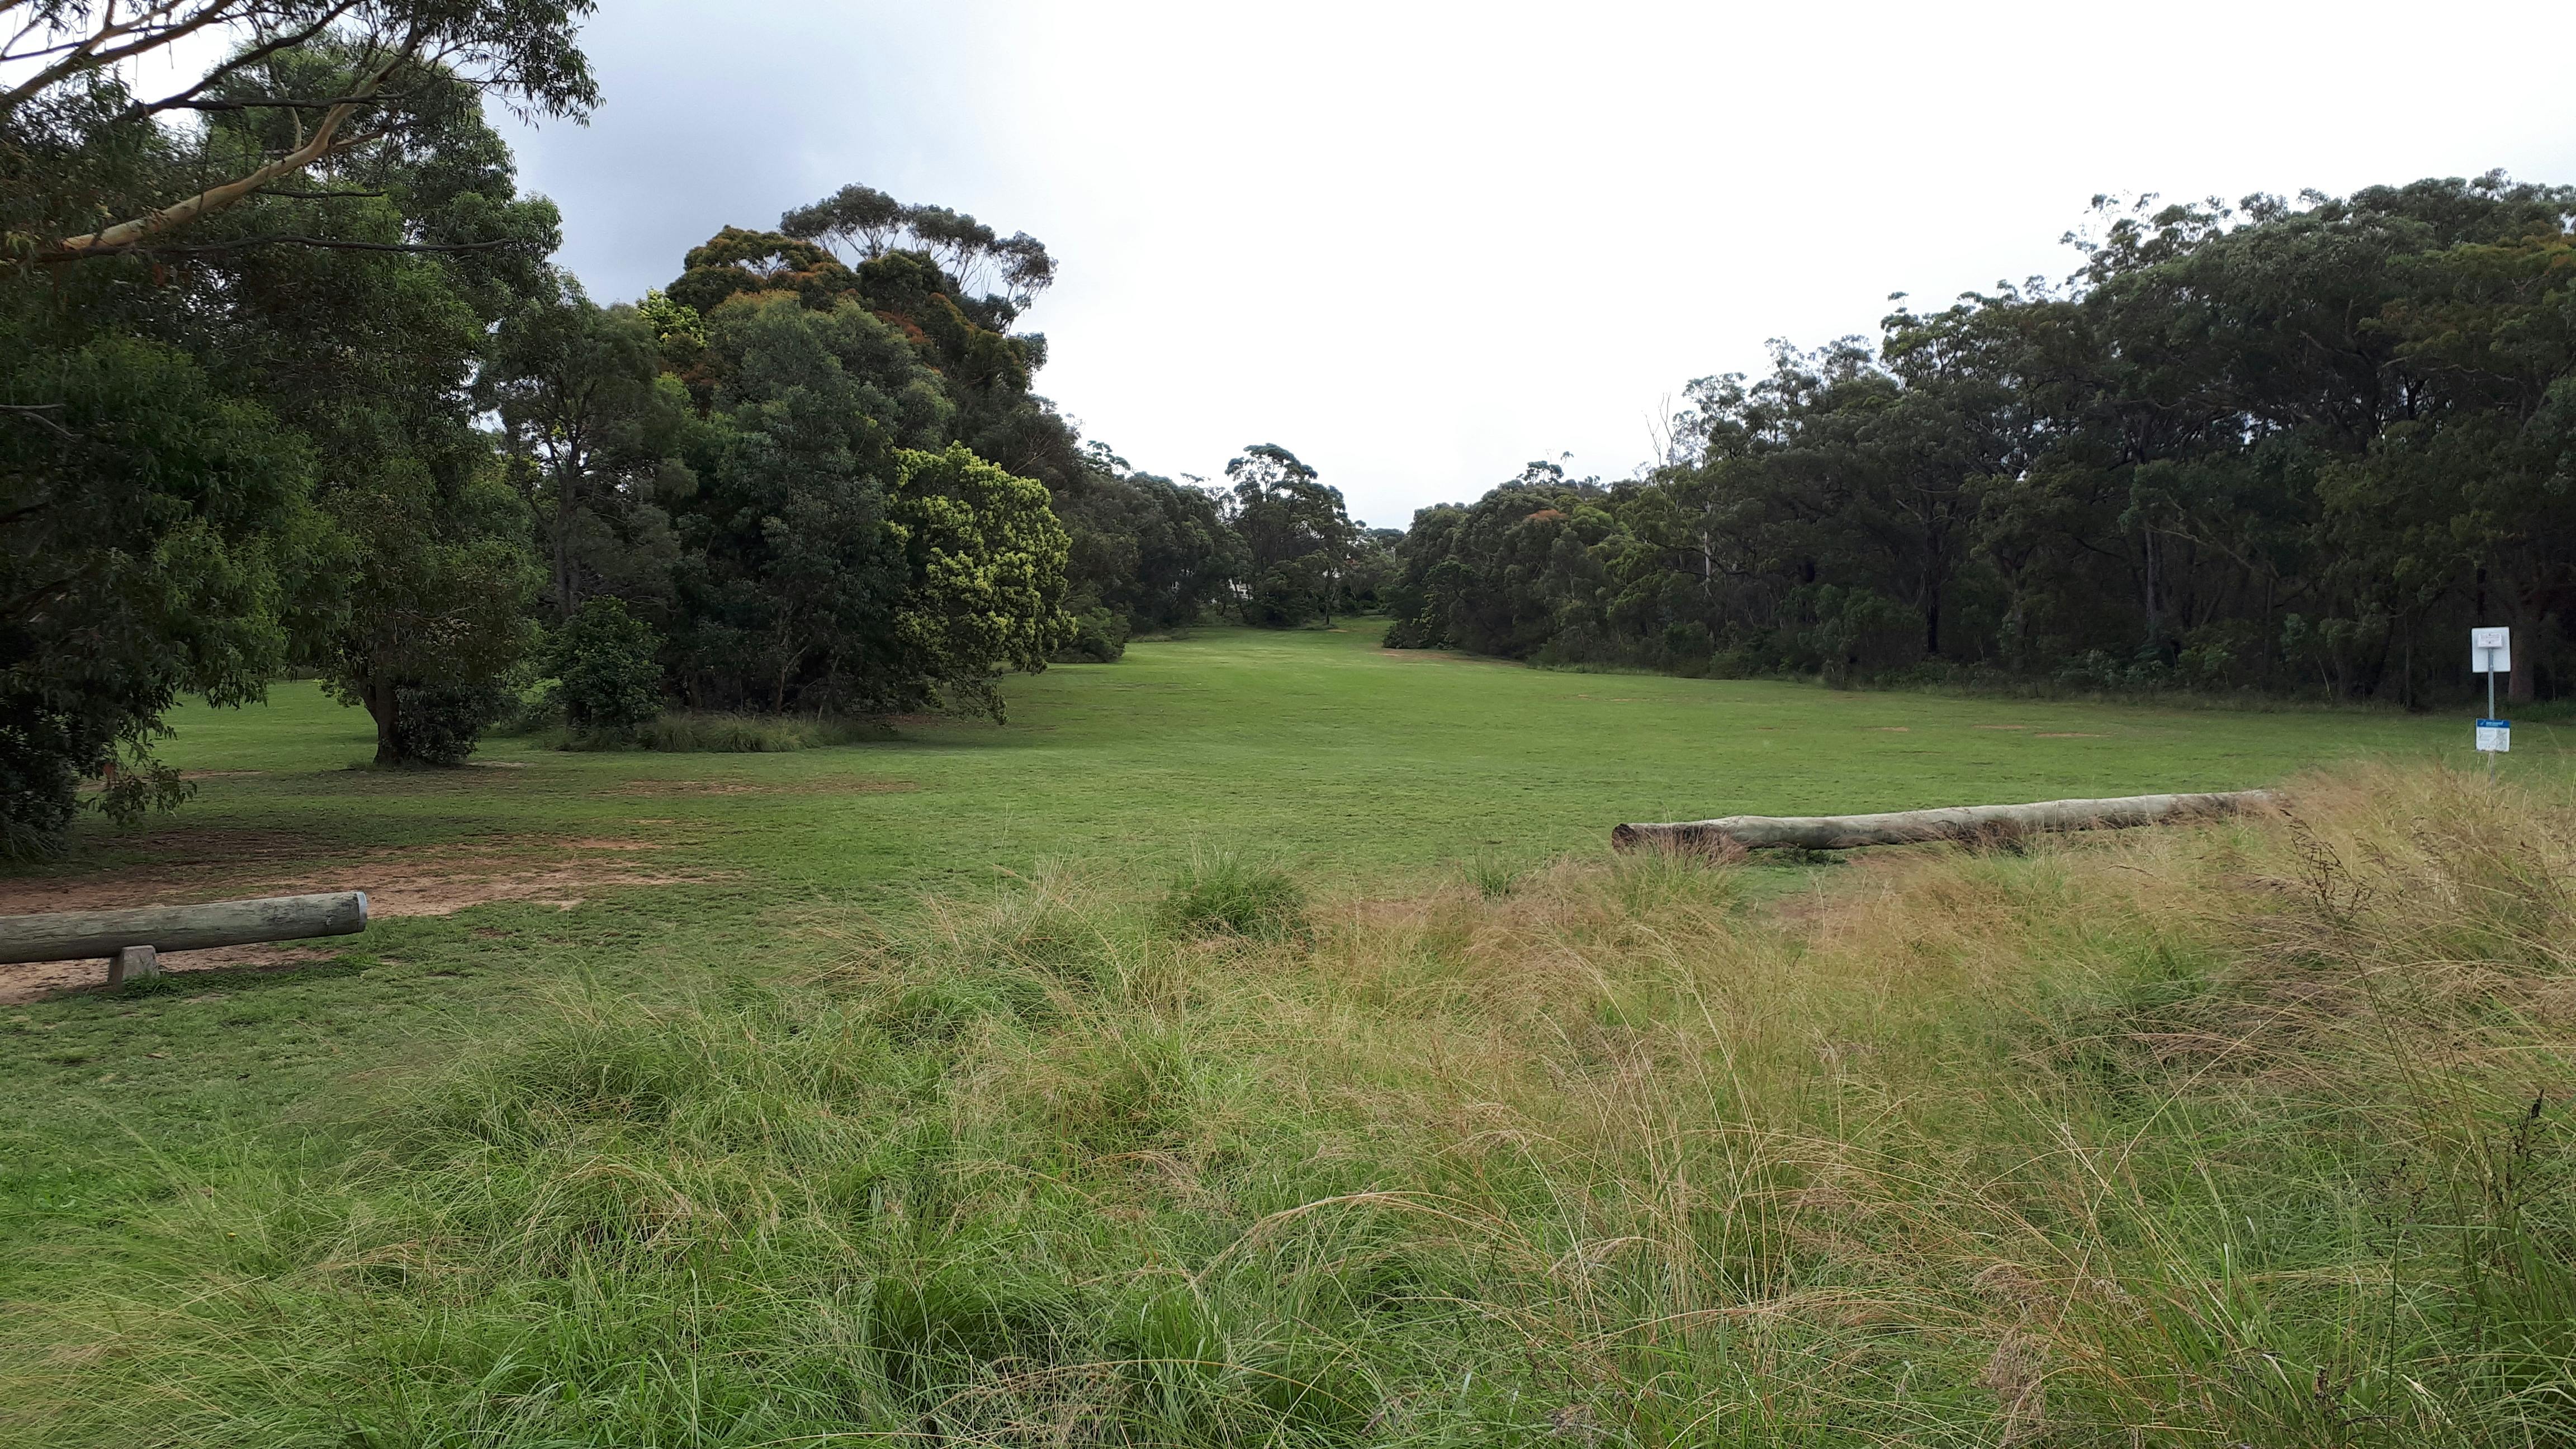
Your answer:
[1,834,725,1003]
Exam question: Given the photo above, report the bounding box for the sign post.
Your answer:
[2473,627,2511,781]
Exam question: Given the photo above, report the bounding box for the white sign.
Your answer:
[2477,719,2511,753]
[2473,626,2511,674]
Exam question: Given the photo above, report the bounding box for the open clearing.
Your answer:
[0,625,2499,905]
[0,627,2488,995]
[3,628,2567,1446]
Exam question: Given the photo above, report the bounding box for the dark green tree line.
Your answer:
[1390,174,2576,703]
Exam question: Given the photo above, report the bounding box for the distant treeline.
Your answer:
[1386,176,2576,703]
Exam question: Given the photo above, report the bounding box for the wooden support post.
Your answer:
[107,945,162,987]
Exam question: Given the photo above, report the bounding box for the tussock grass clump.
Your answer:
[1459,847,1527,898]
[1157,850,1309,942]
[10,764,2574,1446]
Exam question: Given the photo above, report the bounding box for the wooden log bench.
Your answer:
[1613,790,2278,855]
[0,892,370,987]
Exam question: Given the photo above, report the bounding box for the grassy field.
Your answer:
[2,626,2568,1446]
[0,624,2503,889]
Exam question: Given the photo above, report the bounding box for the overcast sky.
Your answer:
[497,0,2576,531]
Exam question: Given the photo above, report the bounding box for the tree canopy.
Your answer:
[1389,175,2576,703]
[3,1,591,840]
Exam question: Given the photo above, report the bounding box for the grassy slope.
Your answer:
[1,627,2563,1446]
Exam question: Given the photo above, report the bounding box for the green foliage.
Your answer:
[0,335,315,854]
[888,444,1073,719]
[1053,445,1247,633]
[1,7,584,808]
[1157,851,1309,942]
[390,682,516,766]
[544,597,664,733]
[321,465,543,765]
[1389,175,2576,703]
[666,293,947,713]
[1053,605,1131,663]
[662,192,1228,671]
[1379,461,1613,656]
[1221,444,1362,627]
[487,287,692,622]
[779,183,1057,315]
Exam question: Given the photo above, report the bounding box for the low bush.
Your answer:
[482,675,564,737]
[544,598,665,733]
[391,682,515,765]
[1052,605,1131,664]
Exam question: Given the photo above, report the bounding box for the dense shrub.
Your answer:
[390,684,515,766]
[544,598,665,732]
[1050,605,1130,663]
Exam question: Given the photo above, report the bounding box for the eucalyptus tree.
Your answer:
[486,285,693,621]
[1,0,599,834]
[780,184,1057,316]
[6,0,598,263]
[1221,444,1361,627]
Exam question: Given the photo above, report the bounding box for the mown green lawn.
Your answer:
[16,623,2517,886]
[0,627,2546,1374]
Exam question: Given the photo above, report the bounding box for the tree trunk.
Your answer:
[2510,601,2537,703]
[555,478,576,621]
[1613,789,2277,854]
[366,676,402,766]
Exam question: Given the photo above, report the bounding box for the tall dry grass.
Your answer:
[6,764,2570,1446]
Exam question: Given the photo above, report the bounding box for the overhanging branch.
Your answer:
[117,233,539,257]
[149,91,400,113]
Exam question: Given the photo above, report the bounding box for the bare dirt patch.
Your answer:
[5,830,731,1000]
[0,834,733,1000]
[1,943,351,1004]
[354,856,713,916]
[0,836,716,917]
